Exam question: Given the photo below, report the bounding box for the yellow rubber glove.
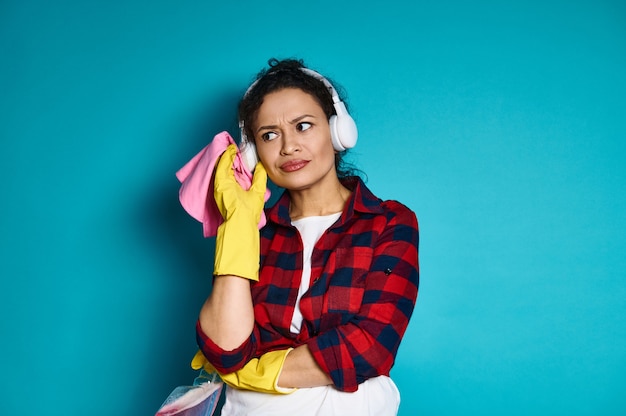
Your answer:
[213,144,267,281]
[191,349,296,394]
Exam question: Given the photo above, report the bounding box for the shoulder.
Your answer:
[379,198,416,217]
[369,199,419,247]
[349,178,418,233]
[380,199,418,227]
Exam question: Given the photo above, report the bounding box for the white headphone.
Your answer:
[239,67,358,172]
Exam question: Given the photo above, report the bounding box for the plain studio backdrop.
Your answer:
[1,1,624,414]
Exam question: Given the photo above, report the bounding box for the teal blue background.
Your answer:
[1,0,625,414]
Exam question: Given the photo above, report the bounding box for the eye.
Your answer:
[296,122,312,132]
[261,131,278,142]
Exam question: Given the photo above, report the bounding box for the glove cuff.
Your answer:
[271,348,296,394]
[213,213,260,281]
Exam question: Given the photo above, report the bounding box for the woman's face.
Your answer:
[252,88,338,192]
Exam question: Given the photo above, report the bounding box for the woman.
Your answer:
[193,59,419,415]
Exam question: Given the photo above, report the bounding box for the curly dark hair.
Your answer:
[238,58,361,179]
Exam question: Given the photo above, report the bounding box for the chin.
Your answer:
[274,175,317,191]
[278,180,313,192]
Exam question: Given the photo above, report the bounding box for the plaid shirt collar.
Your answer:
[266,176,384,227]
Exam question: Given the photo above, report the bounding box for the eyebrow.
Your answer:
[256,114,316,134]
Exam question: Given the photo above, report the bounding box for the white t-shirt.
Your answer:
[221,213,401,416]
[289,213,341,333]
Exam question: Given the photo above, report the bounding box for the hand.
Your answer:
[213,144,267,280]
[191,349,296,395]
[213,144,267,223]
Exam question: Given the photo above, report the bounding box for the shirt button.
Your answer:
[384,268,392,275]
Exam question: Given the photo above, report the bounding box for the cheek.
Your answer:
[320,139,337,161]
[255,147,279,177]
[252,138,265,159]
[257,151,273,168]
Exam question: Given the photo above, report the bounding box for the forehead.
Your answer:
[255,88,325,121]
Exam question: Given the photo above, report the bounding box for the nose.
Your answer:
[280,130,301,156]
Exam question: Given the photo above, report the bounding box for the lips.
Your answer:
[280,160,309,172]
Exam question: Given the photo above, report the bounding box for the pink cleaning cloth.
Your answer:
[176,131,270,238]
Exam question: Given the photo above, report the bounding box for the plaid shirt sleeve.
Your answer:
[305,200,419,392]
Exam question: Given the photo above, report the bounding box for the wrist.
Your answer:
[214,218,260,280]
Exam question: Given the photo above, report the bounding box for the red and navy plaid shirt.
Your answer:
[197,177,419,392]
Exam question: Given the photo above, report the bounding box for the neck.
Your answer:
[288,178,351,221]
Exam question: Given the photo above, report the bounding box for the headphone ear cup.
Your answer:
[329,115,343,151]
[240,141,259,172]
[329,102,358,151]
